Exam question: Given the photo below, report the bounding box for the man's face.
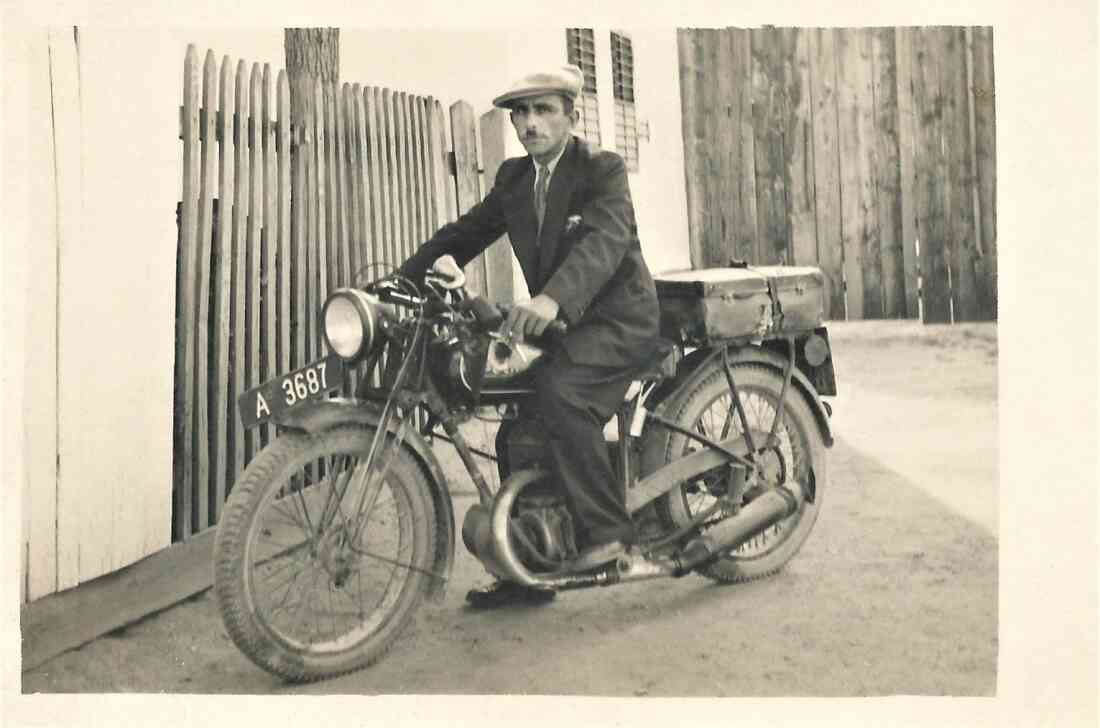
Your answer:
[509,93,577,164]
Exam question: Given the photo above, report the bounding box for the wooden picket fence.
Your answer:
[174,45,513,541]
[678,26,996,322]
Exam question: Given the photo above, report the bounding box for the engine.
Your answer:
[461,416,579,574]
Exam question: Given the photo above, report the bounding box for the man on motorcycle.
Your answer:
[397,64,661,608]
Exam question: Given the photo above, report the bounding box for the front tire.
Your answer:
[214,424,437,682]
[652,362,827,583]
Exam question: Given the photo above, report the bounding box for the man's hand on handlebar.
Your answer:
[502,294,561,342]
[425,255,466,290]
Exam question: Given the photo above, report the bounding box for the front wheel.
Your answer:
[214,423,437,682]
[652,362,827,583]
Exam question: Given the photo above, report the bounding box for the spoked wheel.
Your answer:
[214,423,437,682]
[654,362,827,583]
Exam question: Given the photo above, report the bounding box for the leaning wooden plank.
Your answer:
[383,89,405,271]
[410,96,431,247]
[911,27,952,323]
[970,26,997,320]
[364,87,388,277]
[313,79,328,356]
[193,49,217,531]
[210,55,234,523]
[303,84,319,363]
[377,88,399,273]
[894,28,921,319]
[412,95,430,250]
[834,27,875,319]
[175,44,200,540]
[808,29,845,319]
[734,29,759,265]
[695,30,720,266]
[872,27,906,318]
[676,30,703,267]
[751,26,790,265]
[420,98,439,236]
[344,84,361,289]
[261,64,278,451]
[277,71,291,377]
[787,28,819,269]
[246,63,264,462]
[336,84,357,394]
[944,26,981,322]
[712,29,737,266]
[402,93,421,257]
[723,28,753,265]
[21,528,216,672]
[231,59,250,488]
[394,92,414,263]
[355,85,375,282]
[449,100,485,294]
[326,83,344,292]
[292,96,309,370]
[698,29,726,267]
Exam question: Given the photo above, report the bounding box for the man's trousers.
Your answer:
[532,350,639,546]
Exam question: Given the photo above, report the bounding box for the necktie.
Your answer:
[535,164,550,234]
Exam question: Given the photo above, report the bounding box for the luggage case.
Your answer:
[654,265,827,346]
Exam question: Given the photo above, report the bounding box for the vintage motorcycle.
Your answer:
[213,264,837,683]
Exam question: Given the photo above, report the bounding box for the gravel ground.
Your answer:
[20,320,999,699]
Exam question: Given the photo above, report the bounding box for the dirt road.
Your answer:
[21,321,998,696]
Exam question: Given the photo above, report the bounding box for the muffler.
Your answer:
[674,482,803,575]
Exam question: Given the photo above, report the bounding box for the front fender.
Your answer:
[273,398,455,603]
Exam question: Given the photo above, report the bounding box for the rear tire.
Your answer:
[652,362,827,583]
[214,424,437,682]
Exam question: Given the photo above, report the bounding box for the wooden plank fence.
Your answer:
[678,26,997,323]
[175,45,513,540]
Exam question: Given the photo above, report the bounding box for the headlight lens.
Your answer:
[322,289,379,361]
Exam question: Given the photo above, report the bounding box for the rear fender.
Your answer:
[272,398,455,603]
[655,345,833,448]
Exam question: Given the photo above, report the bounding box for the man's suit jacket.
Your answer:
[398,135,660,368]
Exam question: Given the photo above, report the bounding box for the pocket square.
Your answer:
[564,214,583,234]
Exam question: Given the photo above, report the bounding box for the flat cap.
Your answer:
[492,64,584,109]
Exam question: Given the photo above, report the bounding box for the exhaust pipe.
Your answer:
[674,483,803,575]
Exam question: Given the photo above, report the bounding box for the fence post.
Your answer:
[194,49,217,531]
[970,26,997,321]
[478,108,515,304]
[895,28,922,320]
[210,54,235,524]
[449,100,487,296]
[808,29,845,320]
[430,99,457,226]
[174,45,200,541]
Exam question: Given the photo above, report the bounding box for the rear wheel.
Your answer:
[654,362,826,583]
[214,424,437,682]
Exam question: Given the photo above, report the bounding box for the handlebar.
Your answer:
[369,277,567,342]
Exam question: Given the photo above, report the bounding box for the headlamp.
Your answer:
[321,288,385,362]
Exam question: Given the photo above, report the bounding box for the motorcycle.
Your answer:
[214,266,837,683]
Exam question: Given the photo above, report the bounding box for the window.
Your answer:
[566,28,601,145]
[611,31,639,172]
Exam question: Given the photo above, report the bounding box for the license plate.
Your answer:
[238,354,344,429]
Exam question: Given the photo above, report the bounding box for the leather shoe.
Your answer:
[465,580,557,609]
[568,540,627,572]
